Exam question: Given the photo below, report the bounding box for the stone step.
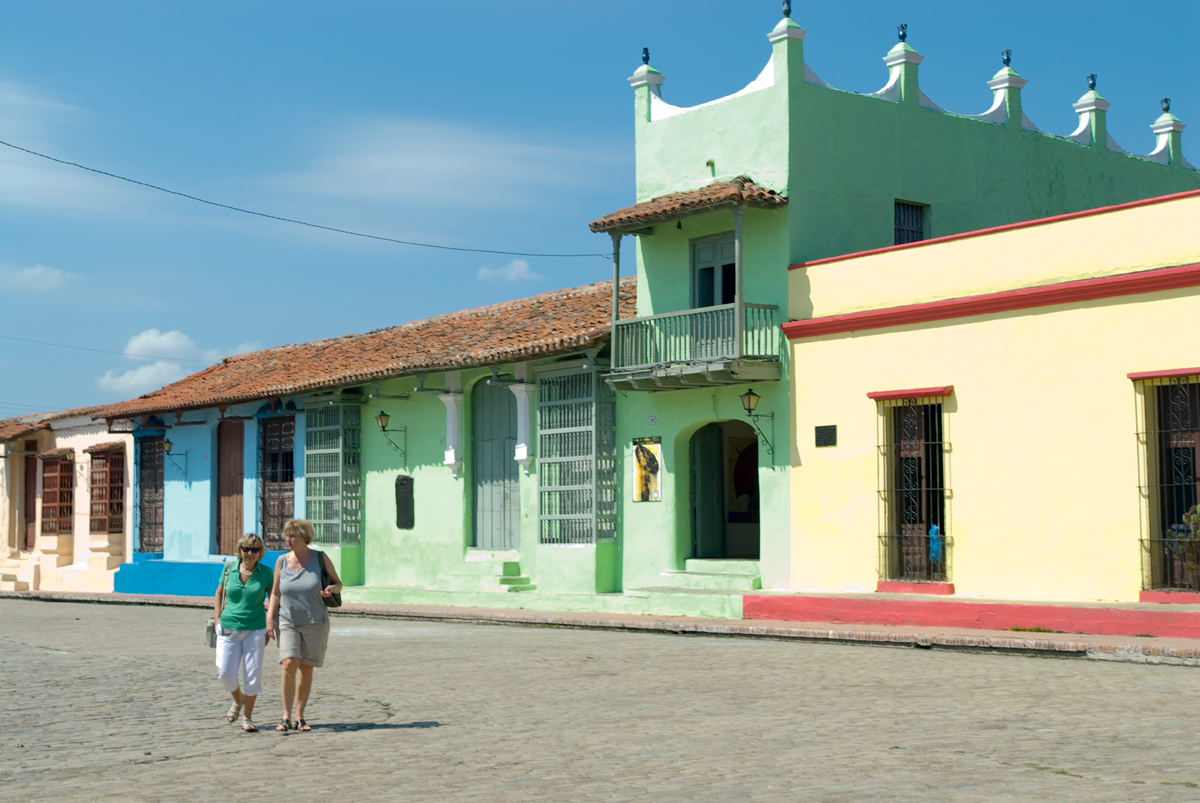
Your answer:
[450,560,522,577]
[498,575,532,586]
[506,583,537,593]
[624,587,745,619]
[661,571,762,591]
[0,576,29,592]
[684,558,761,576]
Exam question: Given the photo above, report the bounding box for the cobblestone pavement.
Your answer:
[3,600,1200,803]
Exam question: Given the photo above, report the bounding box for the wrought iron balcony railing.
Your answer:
[611,302,779,373]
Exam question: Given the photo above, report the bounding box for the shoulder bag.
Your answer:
[205,561,234,648]
[316,550,343,608]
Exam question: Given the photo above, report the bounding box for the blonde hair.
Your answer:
[283,519,315,545]
[237,533,265,570]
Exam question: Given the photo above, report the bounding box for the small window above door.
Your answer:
[693,234,736,308]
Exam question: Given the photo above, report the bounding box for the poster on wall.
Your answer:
[633,437,662,502]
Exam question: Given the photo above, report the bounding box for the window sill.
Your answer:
[876,580,955,596]
[1140,590,1200,604]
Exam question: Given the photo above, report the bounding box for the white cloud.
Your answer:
[477,258,539,281]
[95,329,265,397]
[0,263,72,291]
[96,360,190,395]
[266,119,624,210]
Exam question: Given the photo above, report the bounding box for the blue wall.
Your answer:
[115,551,287,597]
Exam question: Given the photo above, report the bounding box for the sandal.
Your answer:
[275,718,293,732]
[296,719,311,732]
[226,702,243,723]
[242,717,258,733]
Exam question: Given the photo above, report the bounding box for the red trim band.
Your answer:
[867,386,953,401]
[1140,590,1200,604]
[788,188,1200,271]
[783,263,1200,341]
[876,581,955,595]
[1127,367,1200,381]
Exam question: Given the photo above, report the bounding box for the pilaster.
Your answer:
[987,62,1028,129]
[440,370,464,477]
[1070,77,1110,151]
[1150,100,1187,167]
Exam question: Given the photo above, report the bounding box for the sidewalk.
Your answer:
[5,588,1200,666]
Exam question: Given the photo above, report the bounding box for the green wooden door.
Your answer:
[690,423,725,559]
[473,380,519,549]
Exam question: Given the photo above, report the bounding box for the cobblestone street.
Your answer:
[3,599,1200,802]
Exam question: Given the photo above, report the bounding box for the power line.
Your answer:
[0,138,612,259]
[0,333,211,363]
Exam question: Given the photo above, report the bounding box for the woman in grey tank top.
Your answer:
[266,519,342,732]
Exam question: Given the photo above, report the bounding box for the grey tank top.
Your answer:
[278,551,327,626]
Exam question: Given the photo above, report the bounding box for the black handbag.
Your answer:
[316,550,343,608]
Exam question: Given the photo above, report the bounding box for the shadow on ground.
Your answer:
[315,721,444,732]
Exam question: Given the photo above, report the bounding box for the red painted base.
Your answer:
[876,581,955,596]
[743,595,1200,639]
[1140,590,1200,604]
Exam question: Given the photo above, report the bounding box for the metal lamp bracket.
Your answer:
[749,413,775,457]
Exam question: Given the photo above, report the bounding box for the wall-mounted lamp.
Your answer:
[739,388,775,457]
[162,438,188,476]
[375,411,408,465]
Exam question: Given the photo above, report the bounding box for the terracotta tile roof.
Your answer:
[101,278,637,420]
[588,176,788,234]
[83,441,126,454]
[0,406,110,442]
[36,447,75,461]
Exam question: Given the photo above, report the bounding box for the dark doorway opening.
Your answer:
[690,421,760,559]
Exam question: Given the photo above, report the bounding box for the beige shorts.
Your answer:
[278,620,330,667]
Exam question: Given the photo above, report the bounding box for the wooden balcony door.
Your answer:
[138,437,164,553]
[23,443,37,550]
[216,420,244,555]
[472,381,519,550]
[260,416,295,551]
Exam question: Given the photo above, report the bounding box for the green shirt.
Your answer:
[219,563,274,631]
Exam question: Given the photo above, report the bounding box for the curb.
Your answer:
[5,590,1200,666]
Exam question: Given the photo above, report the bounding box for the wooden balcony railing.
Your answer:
[612,302,779,373]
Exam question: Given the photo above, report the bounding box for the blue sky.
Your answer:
[2,1,1197,415]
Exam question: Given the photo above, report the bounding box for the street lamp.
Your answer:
[739,388,774,457]
[375,410,407,463]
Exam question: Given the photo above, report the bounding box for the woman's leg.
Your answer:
[215,631,245,718]
[280,657,300,723]
[295,664,314,728]
[241,629,267,722]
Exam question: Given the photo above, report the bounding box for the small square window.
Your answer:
[895,201,926,245]
[815,425,837,448]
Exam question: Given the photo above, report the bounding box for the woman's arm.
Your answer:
[265,557,283,639]
[214,583,224,624]
[320,552,343,598]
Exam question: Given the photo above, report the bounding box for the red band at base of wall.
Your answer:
[1139,590,1200,604]
[876,581,955,596]
[742,595,1200,639]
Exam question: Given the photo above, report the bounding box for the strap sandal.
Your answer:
[275,718,293,732]
[296,719,311,732]
[242,717,258,732]
[226,702,243,723]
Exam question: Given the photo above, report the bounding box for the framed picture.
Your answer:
[633,437,662,502]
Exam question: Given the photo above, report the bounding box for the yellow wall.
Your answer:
[790,193,1200,318]
[788,193,1200,602]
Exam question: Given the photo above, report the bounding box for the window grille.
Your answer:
[304,405,362,546]
[894,201,925,245]
[1135,375,1200,592]
[137,437,164,552]
[537,367,618,544]
[89,451,125,536]
[40,458,74,536]
[876,396,951,582]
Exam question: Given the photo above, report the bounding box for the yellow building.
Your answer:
[783,189,1200,605]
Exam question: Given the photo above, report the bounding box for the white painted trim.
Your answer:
[628,72,665,90]
[918,91,946,112]
[766,25,806,43]
[883,49,923,68]
[508,383,536,472]
[440,370,464,477]
[1073,96,1111,114]
[866,67,902,102]
[1065,113,1093,145]
[1145,136,1171,164]
[1151,118,1186,134]
[803,64,829,88]
[1021,112,1042,133]
[1106,133,1128,154]
[961,89,1007,124]
[649,56,775,122]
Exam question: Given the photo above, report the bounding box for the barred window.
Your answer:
[304,405,362,546]
[41,458,74,535]
[89,451,125,535]
[875,393,950,582]
[1136,374,1200,592]
[894,201,926,245]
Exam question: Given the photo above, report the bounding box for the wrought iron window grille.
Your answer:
[875,396,951,583]
[1135,375,1200,592]
[894,201,926,246]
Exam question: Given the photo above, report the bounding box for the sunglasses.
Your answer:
[241,547,262,554]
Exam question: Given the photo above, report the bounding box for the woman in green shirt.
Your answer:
[214,533,274,732]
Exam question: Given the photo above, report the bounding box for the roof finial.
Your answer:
[897,23,907,42]
[642,47,649,66]
[1162,97,1171,113]
[782,0,791,18]
[1087,73,1097,91]
[1002,49,1011,67]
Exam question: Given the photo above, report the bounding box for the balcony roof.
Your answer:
[588,176,787,235]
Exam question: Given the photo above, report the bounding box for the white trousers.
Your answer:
[215,627,268,697]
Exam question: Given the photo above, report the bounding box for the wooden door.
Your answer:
[260,416,295,551]
[89,451,125,537]
[23,451,37,551]
[217,420,244,555]
[40,459,73,537]
[472,381,519,549]
[138,437,164,553]
[690,423,726,559]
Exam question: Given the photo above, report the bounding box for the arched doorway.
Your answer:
[472,380,519,549]
[690,421,760,559]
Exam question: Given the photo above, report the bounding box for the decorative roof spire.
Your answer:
[1002,49,1011,67]
[782,0,791,17]
[897,23,907,42]
[1162,97,1171,113]
[1087,73,1097,90]
[642,47,649,66]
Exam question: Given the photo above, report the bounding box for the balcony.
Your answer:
[606,302,782,390]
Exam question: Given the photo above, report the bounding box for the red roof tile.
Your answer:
[36,447,75,461]
[83,441,126,454]
[101,278,637,420]
[0,406,110,442]
[588,176,787,234]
